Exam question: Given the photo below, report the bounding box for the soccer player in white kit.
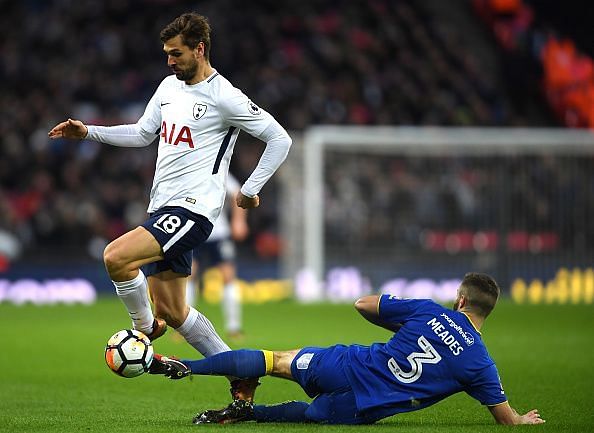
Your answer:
[48,12,291,402]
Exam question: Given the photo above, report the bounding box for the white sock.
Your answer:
[223,282,241,333]
[176,306,230,357]
[186,279,196,307]
[113,270,154,334]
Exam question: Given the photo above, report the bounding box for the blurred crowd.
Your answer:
[474,0,594,128]
[0,0,572,265]
[324,153,594,255]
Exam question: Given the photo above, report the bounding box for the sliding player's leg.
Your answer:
[151,348,298,379]
[193,400,311,424]
[157,346,360,424]
[179,349,306,424]
[262,345,370,425]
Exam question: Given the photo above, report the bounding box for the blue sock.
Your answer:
[253,401,310,423]
[181,349,266,378]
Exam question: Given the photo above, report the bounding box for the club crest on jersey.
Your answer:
[247,100,261,115]
[193,103,207,120]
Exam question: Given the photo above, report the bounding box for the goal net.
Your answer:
[279,126,594,303]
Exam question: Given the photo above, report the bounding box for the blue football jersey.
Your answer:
[343,295,507,418]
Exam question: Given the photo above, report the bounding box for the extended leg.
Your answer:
[150,348,303,424]
[184,348,309,425]
[253,401,310,423]
[181,349,273,377]
[192,400,311,424]
[162,348,298,379]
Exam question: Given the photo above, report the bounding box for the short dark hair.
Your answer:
[460,272,500,317]
[160,12,211,61]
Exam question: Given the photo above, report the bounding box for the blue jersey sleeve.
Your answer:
[465,363,507,406]
[378,295,434,325]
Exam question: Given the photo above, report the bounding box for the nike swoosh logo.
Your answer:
[160,102,171,106]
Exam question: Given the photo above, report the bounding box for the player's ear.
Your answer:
[453,293,465,311]
[194,42,204,58]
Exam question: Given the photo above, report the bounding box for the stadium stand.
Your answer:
[0,0,587,268]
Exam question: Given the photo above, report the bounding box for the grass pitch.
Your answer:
[0,298,592,433]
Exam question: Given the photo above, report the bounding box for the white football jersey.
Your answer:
[136,70,276,223]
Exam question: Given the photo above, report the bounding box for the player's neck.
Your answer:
[186,62,215,85]
[460,310,484,331]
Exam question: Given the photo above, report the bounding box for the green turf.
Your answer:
[0,298,592,433]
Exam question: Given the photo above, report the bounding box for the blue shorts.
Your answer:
[192,239,235,267]
[140,207,213,277]
[290,345,379,425]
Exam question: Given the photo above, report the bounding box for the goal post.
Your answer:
[281,126,594,302]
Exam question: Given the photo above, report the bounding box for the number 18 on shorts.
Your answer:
[142,206,213,261]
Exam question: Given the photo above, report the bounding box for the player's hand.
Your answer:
[519,409,545,425]
[236,192,259,209]
[48,118,88,140]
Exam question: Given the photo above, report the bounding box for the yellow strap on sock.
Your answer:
[262,350,274,375]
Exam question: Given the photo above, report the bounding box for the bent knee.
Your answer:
[272,350,300,378]
[104,243,134,278]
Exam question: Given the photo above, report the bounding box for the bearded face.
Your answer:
[172,58,198,82]
[163,35,202,84]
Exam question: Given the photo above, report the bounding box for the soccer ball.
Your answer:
[104,329,154,378]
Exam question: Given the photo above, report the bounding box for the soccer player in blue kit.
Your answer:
[151,273,545,425]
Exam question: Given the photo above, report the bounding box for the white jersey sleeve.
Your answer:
[239,121,291,197]
[86,124,156,147]
[218,88,292,197]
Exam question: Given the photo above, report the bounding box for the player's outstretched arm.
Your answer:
[48,118,88,140]
[488,402,545,425]
[354,295,402,333]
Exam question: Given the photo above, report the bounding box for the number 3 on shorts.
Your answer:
[153,214,182,234]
